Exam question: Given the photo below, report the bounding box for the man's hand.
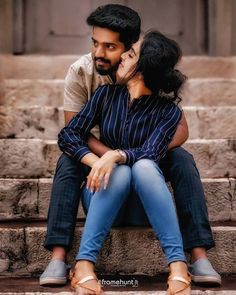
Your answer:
[86,150,121,192]
[64,111,77,125]
[87,134,111,157]
[168,112,189,150]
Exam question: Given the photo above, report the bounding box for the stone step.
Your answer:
[1,78,236,108]
[1,106,236,140]
[0,292,236,295]
[0,277,235,294]
[0,224,235,277]
[1,55,236,79]
[0,178,235,222]
[0,139,235,178]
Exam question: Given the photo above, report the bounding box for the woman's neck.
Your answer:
[127,75,152,99]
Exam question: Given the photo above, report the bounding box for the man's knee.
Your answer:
[165,147,200,178]
[56,153,87,174]
[167,147,194,163]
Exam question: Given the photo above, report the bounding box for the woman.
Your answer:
[58,31,191,295]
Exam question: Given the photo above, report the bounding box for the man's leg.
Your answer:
[159,147,221,285]
[40,153,90,286]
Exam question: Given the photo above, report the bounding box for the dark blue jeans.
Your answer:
[44,147,215,252]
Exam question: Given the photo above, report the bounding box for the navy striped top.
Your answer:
[58,84,182,166]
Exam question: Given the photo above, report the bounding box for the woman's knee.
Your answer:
[132,159,163,180]
[109,165,132,188]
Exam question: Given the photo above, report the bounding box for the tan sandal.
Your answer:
[167,272,191,294]
[70,270,103,294]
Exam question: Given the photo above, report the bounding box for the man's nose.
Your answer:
[95,46,105,58]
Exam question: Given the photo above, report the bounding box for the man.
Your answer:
[40,4,221,287]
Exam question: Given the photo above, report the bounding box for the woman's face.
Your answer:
[116,40,141,84]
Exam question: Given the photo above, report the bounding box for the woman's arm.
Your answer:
[122,103,182,166]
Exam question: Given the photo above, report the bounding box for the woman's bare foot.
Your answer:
[70,260,103,295]
[166,261,191,295]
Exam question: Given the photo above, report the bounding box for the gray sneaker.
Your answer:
[189,258,222,285]
[39,259,69,286]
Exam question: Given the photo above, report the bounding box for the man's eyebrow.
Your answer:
[91,37,117,46]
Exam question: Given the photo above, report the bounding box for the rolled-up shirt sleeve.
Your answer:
[58,85,107,161]
[123,103,182,165]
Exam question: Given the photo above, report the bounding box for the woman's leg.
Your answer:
[131,159,186,264]
[71,165,131,294]
[132,159,191,294]
[77,164,131,262]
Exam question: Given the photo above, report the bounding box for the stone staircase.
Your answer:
[0,54,235,294]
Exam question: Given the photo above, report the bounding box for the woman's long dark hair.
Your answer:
[136,31,187,103]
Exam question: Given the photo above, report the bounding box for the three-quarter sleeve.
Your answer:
[123,103,182,165]
[58,85,108,161]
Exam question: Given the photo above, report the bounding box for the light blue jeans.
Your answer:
[76,159,186,265]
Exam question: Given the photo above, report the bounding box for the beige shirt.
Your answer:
[64,53,113,112]
[63,53,114,137]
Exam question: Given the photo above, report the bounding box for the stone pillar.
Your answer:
[0,0,13,53]
[13,0,24,54]
[208,0,233,56]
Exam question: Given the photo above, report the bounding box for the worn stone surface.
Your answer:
[1,291,236,295]
[181,78,236,106]
[230,178,236,221]
[0,178,233,222]
[1,55,236,79]
[207,227,236,274]
[17,226,236,276]
[183,139,236,178]
[185,106,236,139]
[1,78,236,108]
[0,179,38,220]
[0,228,27,275]
[1,106,236,140]
[178,56,236,79]
[202,179,234,222]
[0,106,64,139]
[0,139,235,178]
[25,227,51,274]
[0,139,48,178]
[0,79,64,108]
[0,55,78,79]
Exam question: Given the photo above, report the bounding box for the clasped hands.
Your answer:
[86,150,121,193]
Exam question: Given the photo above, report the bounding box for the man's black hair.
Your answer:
[87,4,141,49]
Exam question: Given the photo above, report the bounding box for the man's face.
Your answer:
[91,26,126,76]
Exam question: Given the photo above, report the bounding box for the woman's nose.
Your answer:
[121,52,126,60]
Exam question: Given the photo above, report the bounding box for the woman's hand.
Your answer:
[86,150,121,192]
